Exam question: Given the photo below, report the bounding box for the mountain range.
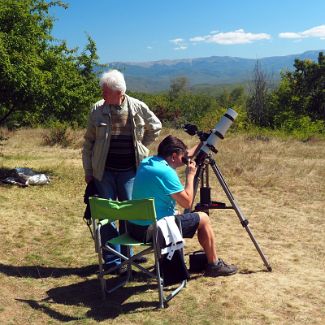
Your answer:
[107,50,323,93]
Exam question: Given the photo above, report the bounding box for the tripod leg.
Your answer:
[184,163,206,213]
[210,160,272,271]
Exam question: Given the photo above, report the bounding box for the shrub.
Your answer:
[42,121,75,147]
[279,116,324,141]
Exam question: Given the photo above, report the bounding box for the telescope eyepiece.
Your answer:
[181,156,190,165]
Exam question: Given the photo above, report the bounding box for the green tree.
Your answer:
[217,86,246,109]
[39,36,102,125]
[274,52,325,123]
[0,0,102,127]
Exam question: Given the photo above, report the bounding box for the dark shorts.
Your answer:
[126,212,200,243]
[176,212,200,238]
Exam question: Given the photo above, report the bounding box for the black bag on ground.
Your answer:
[189,250,208,273]
[159,249,190,286]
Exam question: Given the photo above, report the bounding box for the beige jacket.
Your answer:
[82,94,162,181]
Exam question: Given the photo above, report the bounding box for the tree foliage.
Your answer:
[0,0,102,127]
[273,52,325,123]
[216,86,246,109]
[131,81,248,132]
[245,53,324,136]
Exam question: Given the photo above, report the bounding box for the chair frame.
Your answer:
[89,197,186,308]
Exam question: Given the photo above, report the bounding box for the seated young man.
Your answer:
[128,135,237,277]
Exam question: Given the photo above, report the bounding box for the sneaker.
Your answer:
[102,263,130,276]
[204,258,237,277]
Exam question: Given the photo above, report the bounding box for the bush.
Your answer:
[42,121,76,147]
[279,116,324,141]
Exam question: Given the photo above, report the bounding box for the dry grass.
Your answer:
[0,128,324,325]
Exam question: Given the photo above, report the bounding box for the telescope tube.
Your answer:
[195,108,238,163]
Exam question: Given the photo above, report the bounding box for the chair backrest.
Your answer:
[89,197,157,223]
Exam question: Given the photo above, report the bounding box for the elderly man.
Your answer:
[82,69,162,270]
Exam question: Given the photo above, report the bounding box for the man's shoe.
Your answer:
[102,264,129,276]
[205,258,237,277]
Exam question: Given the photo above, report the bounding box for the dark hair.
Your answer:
[157,135,187,159]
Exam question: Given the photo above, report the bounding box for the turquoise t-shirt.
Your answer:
[132,156,184,225]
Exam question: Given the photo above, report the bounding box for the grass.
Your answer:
[0,127,324,324]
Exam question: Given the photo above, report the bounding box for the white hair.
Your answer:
[99,69,126,94]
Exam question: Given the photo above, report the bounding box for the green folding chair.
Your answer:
[89,197,186,308]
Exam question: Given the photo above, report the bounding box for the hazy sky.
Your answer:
[50,0,325,63]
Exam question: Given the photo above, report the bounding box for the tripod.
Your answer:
[187,155,272,272]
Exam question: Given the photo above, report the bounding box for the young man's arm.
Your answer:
[171,160,196,209]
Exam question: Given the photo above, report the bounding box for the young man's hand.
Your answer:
[186,159,197,177]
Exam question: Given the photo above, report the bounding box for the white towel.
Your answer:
[157,216,184,260]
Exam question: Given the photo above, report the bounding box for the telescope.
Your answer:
[183,108,272,272]
[184,108,238,164]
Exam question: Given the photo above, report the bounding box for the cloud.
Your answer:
[279,25,325,40]
[190,29,271,45]
[174,45,187,51]
[170,38,187,50]
[170,38,185,45]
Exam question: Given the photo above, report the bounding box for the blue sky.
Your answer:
[50,0,325,63]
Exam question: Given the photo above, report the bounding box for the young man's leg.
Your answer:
[196,212,218,263]
[176,212,217,263]
[178,212,237,277]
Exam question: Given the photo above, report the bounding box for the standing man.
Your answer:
[82,69,162,270]
[128,135,237,277]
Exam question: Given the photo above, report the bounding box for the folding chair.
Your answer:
[89,196,187,308]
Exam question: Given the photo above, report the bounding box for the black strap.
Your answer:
[83,217,94,240]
